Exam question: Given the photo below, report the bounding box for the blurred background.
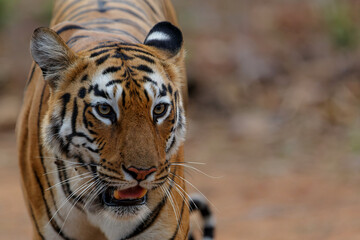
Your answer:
[1,0,360,239]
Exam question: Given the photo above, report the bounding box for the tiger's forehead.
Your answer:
[84,43,159,67]
[80,43,172,105]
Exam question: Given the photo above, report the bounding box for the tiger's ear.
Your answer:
[144,22,184,60]
[30,27,76,89]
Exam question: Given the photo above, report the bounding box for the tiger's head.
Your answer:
[30,22,186,220]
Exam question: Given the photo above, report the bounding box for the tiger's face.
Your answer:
[31,22,186,219]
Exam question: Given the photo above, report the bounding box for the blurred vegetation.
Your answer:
[0,0,16,30]
[34,0,53,24]
[323,0,358,50]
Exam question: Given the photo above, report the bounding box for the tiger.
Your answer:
[16,0,215,239]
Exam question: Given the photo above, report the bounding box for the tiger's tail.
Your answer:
[188,193,215,240]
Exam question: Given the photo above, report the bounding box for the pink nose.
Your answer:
[125,166,157,181]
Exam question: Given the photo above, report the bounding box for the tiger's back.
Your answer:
[17,1,213,240]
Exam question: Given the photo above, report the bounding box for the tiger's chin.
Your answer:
[104,204,149,219]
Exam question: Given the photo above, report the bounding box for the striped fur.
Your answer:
[188,194,215,240]
[17,1,214,240]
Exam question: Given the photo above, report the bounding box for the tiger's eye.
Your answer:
[153,104,167,116]
[97,104,111,115]
[153,104,169,122]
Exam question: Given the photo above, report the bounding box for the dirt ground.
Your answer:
[2,114,360,240]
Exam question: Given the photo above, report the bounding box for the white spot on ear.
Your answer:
[145,32,170,42]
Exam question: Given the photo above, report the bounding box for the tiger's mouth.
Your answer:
[101,186,148,207]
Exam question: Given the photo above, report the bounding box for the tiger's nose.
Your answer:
[123,166,157,181]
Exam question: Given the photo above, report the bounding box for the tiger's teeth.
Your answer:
[113,189,121,200]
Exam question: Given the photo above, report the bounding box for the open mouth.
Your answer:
[101,186,148,207]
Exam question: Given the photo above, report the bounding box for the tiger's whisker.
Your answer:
[171,181,203,233]
[43,165,87,175]
[37,156,99,167]
[46,178,94,227]
[164,181,184,235]
[167,177,195,210]
[58,180,97,235]
[171,161,206,165]
[84,179,106,209]
[161,184,179,227]
[170,163,222,179]
[169,172,219,212]
[46,172,92,191]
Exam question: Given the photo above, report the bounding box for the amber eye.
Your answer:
[96,104,113,117]
[153,103,168,120]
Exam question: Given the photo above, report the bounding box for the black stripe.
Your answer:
[56,24,85,35]
[60,93,71,121]
[34,171,73,240]
[156,175,169,181]
[85,145,99,153]
[90,49,110,58]
[200,205,211,218]
[82,18,147,35]
[25,64,36,89]
[142,76,157,85]
[59,1,94,22]
[133,65,153,73]
[174,91,178,125]
[189,198,215,238]
[88,27,141,43]
[66,35,89,46]
[28,203,45,240]
[204,226,215,238]
[53,0,84,24]
[166,137,176,153]
[189,200,198,212]
[93,84,109,98]
[67,131,95,143]
[144,89,149,102]
[103,66,122,75]
[168,84,173,94]
[160,83,167,96]
[82,64,88,71]
[98,173,123,182]
[89,43,119,52]
[121,90,126,107]
[144,0,159,16]
[81,74,88,82]
[110,0,149,19]
[106,79,124,87]
[134,54,155,64]
[95,54,110,65]
[78,87,86,98]
[37,84,67,225]
[56,158,87,211]
[69,7,146,23]
[120,47,155,57]
[132,80,141,88]
[112,51,134,60]
[170,184,187,240]
[71,98,78,133]
[82,101,90,129]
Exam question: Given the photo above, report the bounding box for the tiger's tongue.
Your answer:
[113,186,147,200]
